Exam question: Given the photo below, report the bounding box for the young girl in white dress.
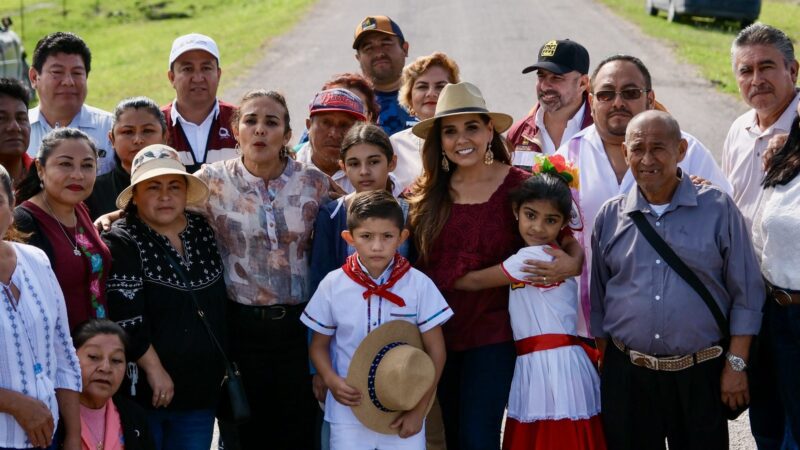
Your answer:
[454,155,606,450]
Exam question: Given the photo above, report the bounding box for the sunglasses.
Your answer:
[594,88,650,102]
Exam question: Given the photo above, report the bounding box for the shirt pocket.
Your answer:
[389,305,418,324]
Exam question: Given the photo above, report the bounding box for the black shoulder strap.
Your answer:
[151,237,234,370]
[629,210,729,337]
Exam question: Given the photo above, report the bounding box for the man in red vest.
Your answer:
[507,39,592,170]
[162,33,237,173]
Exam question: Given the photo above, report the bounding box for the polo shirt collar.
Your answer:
[170,99,220,126]
[356,255,395,284]
[29,104,95,129]
[623,168,697,215]
[744,90,800,135]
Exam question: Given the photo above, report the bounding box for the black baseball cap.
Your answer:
[522,39,590,75]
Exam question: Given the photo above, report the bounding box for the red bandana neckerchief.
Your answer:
[342,253,411,307]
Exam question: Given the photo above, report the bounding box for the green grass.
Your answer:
[1,0,315,110]
[597,0,800,94]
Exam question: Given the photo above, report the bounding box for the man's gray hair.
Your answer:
[731,23,796,69]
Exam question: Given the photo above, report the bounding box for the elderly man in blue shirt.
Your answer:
[591,110,765,450]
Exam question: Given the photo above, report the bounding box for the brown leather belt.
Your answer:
[612,338,723,372]
[766,281,800,307]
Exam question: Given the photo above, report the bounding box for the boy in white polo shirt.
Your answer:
[302,190,452,449]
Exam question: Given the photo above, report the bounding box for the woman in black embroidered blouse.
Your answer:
[103,145,226,450]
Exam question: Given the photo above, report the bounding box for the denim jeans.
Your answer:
[146,408,215,450]
[770,301,800,446]
[437,341,516,450]
[751,300,800,450]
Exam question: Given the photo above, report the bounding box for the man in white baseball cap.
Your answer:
[162,33,238,173]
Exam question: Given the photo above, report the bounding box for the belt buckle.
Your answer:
[772,288,794,306]
[629,350,659,370]
[271,306,287,320]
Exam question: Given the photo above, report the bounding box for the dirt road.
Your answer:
[222,0,756,448]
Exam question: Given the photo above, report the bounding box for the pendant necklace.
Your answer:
[42,195,81,256]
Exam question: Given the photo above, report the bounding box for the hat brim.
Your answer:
[309,108,367,122]
[521,61,572,75]
[412,110,514,140]
[346,321,435,435]
[352,29,398,49]
[115,168,210,210]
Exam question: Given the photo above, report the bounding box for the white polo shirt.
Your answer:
[722,91,800,230]
[555,124,732,337]
[27,104,115,175]
[301,258,453,425]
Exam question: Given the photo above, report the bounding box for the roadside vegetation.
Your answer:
[0,0,315,109]
[597,0,800,94]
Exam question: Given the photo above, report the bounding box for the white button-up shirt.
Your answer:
[301,259,452,425]
[511,103,589,170]
[722,91,800,230]
[556,124,732,337]
[27,104,115,175]
[389,128,424,192]
[170,99,220,164]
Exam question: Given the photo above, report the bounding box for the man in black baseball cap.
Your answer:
[507,39,592,167]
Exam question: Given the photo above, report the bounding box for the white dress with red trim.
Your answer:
[501,245,606,450]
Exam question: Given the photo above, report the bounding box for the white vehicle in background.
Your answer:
[0,16,34,98]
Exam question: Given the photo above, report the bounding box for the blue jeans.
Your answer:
[770,301,800,446]
[437,341,516,450]
[146,408,215,450]
[751,300,800,450]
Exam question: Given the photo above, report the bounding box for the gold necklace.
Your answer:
[41,194,81,256]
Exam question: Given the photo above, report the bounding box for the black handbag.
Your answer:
[630,210,749,420]
[156,240,252,423]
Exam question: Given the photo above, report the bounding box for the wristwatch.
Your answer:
[726,352,748,372]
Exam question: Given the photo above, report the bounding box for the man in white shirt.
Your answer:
[724,23,799,450]
[26,32,114,174]
[507,39,592,168]
[162,33,238,173]
[555,54,730,337]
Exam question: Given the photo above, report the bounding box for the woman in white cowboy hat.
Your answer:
[406,81,528,450]
[103,144,227,450]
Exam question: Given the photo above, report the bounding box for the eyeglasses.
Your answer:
[594,88,650,102]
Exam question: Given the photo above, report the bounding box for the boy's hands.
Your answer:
[389,406,426,438]
[324,374,361,406]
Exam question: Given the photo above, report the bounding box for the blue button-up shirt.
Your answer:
[27,104,115,175]
[590,172,764,355]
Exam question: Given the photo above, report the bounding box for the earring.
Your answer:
[484,141,494,165]
[441,151,450,172]
[234,142,241,155]
[280,146,290,159]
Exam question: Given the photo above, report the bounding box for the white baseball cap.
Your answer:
[168,33,220,69]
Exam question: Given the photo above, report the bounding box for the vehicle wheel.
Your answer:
[667,1,682,23]
[740,19,754,29]
[645,0,657,16]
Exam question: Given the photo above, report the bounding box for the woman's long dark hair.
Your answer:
[407,114,511,264]
[763,115,800,188]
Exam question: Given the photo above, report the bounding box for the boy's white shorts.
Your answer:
[329,422,426,450]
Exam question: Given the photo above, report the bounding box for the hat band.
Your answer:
[367,341,407,412]
[434,106,490,118]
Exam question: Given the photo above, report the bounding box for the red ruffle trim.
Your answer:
[502,415,607,450]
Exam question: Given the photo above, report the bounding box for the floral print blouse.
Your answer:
[194,157,330,306]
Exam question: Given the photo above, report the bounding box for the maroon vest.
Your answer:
[162,100,238,173]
